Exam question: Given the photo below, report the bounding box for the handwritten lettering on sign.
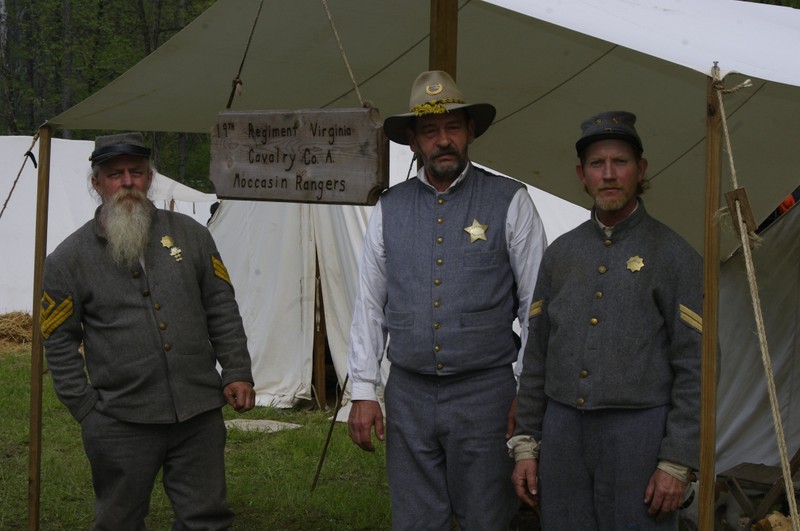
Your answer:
[210,108,389,205]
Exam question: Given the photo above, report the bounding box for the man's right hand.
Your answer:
[512,459,539,507]
[347,399,384,452]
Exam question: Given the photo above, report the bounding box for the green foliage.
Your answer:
[0,345,392,530]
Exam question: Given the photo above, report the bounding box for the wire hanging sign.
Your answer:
[209,0,389,206]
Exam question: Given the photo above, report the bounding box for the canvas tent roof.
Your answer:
[0,136,217,314]
[47,0,800,256]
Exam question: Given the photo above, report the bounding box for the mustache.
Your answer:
[110,188,148,203]
[430,147,459,159]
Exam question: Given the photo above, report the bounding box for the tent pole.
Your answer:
[27,124,52,531]
[313,254,328,409]
[698,71,722,531]
[429,0,458,77]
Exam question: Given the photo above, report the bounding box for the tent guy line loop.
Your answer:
[226,0,264,110]
[321,0,366,108]
[715,62,800,531]
[0,132,39,223]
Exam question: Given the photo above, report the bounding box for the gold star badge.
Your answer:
[627,255,644,272]
[464,219,488,243]
[161,235,174,248]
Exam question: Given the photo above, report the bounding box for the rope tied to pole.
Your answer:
[0,132,40,222]
[225,0,264,110]
[714,63,800,530]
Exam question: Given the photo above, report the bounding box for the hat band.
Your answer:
[412,98,465,116]
[90,143,151,162]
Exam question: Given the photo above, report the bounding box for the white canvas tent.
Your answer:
[0,136,217,314]
[716,202,800,474]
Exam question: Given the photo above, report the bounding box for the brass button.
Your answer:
[434,279,441,286]
[438,198,445,205]
[132,271,141,279]
[434,344,441,353]
[154,303,161,311]
[576,398,585,407]
[590,317,598,326]
[598,265,607,274]
[436,258,443,266]
[604,239,612,247]
[580,369,589,378]
[594,291,603,299]
[142,289,150,297]
[436,362,445,370]
[164,342,172,351]
[437,217,444,224]
[159,322,167,330]
[436,237,444,244]
[433,300,441,308]
[433,322,440,330]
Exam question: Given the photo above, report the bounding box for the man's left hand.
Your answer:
[224,381,256,412]
[644,468,686,520]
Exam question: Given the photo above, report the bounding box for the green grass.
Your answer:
[0,344,391,530]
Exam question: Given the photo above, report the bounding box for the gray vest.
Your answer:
[381,165,523,375]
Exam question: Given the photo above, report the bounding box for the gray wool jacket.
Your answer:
[40,206,252,424]
[515,200,703,468]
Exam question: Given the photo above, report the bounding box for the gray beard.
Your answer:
[100,191,153,266]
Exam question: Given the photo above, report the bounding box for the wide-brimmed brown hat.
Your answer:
[383,70,496,145]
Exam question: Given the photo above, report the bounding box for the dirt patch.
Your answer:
[0,312,33,346]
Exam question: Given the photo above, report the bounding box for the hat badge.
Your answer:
[425,83,444,96]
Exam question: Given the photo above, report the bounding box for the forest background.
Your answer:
[1,0,798,193]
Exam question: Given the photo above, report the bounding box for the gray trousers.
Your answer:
[80,408,233,531]
[538,400,676,531]
[385,365,518,531]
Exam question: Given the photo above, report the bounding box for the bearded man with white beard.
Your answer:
[40,132,255,531]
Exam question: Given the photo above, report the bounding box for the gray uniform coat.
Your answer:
[41,206,252,424]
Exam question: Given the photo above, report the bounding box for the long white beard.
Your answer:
[100,190,153,266]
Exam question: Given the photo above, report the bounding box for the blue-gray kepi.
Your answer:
[575,111,643,157]
[383,70,496,145]
[89,132,151,167]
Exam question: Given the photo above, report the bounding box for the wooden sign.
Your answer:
[210,108,389,205]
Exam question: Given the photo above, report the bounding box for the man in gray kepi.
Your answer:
[510,111,702,530]
[40,132,255,530]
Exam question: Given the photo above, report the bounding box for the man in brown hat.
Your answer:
[347,70,548,529]
[509,111,702,530]
[40,132,255,530]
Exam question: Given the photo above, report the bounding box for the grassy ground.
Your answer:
[0,343,393,530]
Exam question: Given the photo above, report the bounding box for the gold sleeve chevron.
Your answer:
[212,255,233,288]
[679,304,703,333]
[529,299,544,318]
[40,291,74,339]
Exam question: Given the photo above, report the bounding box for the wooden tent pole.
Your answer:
[698,70,722,531]
[27,124,52,531]
[429,0,458,77]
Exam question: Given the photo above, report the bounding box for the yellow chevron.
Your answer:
[529,299,543,318]
[212,255,232,287]
[679,304,703,333]
[39,292,74,339]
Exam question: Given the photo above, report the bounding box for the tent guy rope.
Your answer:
[0,133,39,222]
[715,64,800,530]
[226,0,264,110]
